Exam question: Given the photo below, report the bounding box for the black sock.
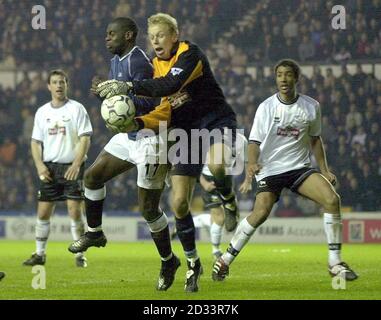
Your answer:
[151,225,172,260]
[85,197,104,228]
[175,213,196,255]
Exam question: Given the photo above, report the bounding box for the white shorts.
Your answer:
[104,133,169,189]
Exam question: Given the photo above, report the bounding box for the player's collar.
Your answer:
[50,98,69,108]
[277,93,299,105]
[118,46,138,61]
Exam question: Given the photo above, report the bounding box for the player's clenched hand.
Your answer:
[37,164,53,182]
[64,164,81,180]
[247,163,262,178]
[239,180,252,194]
[96,80,133,99]
[91,76,105,95]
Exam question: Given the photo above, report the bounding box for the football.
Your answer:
[100,95,135,129]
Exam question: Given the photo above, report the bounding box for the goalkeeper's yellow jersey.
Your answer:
[134,41,235,132]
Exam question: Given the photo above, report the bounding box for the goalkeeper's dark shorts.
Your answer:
[170,115,237,177]
[38,162,85,202]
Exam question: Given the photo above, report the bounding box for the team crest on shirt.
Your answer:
[170,67,184,76]
[277,125,300,139]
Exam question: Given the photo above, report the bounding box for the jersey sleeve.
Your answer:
[132,45,203,97]
[76,105,93,137]
[309,103,322,137]
[249,104,267,144]
[135,97,171,132]
[31,109,44,142]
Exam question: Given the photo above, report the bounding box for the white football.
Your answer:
[100,95,135,128]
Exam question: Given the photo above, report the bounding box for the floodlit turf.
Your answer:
[0,240,380,300]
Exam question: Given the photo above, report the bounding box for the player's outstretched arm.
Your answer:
[96,46,202,99]
[96,80,133,99]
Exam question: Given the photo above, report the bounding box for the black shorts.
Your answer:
[38,162,85,202]
[170,115,237,177]
[256,167,318,201]
[201,174,223,209]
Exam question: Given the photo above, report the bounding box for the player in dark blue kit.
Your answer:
[68,18,179,291]
[95,13,239,293]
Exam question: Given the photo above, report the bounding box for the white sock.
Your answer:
[88,226,103,232]
[223,218,256,265]
[210,222,223,253]
[71,219,85,241]
[84,186,106,201]
[71,219,85,258]
[323,213,342,266]
[161,253,173,262]
[193,214,211,228]
[36,219,50,256]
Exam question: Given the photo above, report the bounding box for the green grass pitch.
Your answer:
[0,241,380,300]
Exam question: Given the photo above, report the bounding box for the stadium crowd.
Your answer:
[0,0,380,214]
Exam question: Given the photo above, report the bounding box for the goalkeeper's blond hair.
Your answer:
[148,13,179,35]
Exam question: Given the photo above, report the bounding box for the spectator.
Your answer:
[298,35,315,61]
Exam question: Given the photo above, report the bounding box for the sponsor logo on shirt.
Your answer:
[277,126,300,139]
[168,90,191,109]
[170,67,184,76]
[48,125,66,135]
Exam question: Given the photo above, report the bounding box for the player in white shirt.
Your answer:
[23,70,92,268]
[213,59,358,282]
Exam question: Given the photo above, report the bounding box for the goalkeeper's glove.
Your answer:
[96,80,133,99]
